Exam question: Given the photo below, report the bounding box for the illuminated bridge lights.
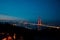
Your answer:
[12,24,17,26]
[0,16,60,31]
[11,17,60,31]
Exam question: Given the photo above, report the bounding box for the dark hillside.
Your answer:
[0,22,60,40]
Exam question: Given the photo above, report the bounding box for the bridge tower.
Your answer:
[37,17,42,31]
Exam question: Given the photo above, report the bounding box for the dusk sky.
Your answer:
[0,0,60,25]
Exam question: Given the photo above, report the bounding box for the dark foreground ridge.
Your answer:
[0,22,60,40]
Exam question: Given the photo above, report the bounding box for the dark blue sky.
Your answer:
[0,0,60,25]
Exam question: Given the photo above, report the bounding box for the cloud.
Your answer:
[0,14,25,21]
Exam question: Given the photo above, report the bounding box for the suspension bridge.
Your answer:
[20,17,60,31]
[0,15,60,31]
